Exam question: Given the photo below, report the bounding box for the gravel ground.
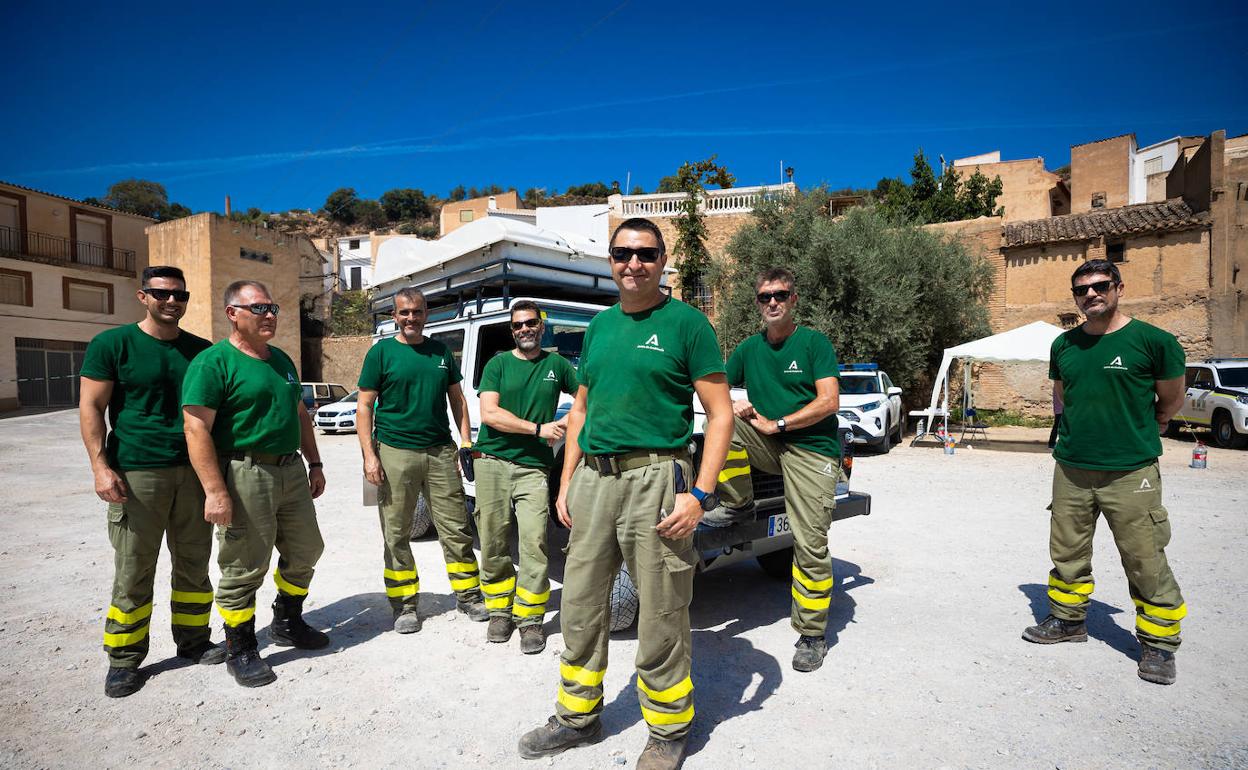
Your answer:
[0,410,1245,769]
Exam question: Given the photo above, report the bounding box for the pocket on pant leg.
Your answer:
[107,502,126,525]
[1148,506,1172,552]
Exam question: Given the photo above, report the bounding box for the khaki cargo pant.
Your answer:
[377,442,481,613]
[474,455,551,626]
[717,415,842,637]
[215,458,324,627]
[556,455,697,741]
[1046,461,1186,651]
[104,465,213,669]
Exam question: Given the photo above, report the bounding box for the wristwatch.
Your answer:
[776,417,788,433]
[690,486,720,511]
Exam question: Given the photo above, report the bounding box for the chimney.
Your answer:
[225,195,232,217]
[488,195,498,210]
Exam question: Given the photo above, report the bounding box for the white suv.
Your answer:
[1171,358,1248,449]
[836,364,903,453]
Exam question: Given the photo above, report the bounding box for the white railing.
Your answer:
[609,182,795,218]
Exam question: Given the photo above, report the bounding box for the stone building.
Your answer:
[0,181,153,410]
[950,152,1069,221]
[1069,133,1204,214]
[439,191,520,236]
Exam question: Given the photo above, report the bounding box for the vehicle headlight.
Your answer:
[1237,395,1248,405]
[342,409,356,416]
[858,400,883,412]
[837,410,859,423]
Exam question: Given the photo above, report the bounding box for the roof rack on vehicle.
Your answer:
[839,363,879,372]
[1203,357,1248,363]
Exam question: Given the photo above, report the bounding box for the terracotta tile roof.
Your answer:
[1003,199,1207,247]
[0,179,157,220]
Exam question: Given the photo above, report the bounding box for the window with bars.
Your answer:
[683,272,714,313]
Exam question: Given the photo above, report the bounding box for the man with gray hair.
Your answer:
[183,280,330,688]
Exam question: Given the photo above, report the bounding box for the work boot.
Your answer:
[457,593,490,622]
[393,609,422,634]
[792,635,828,672]
[1138,646,1177,685]
[700,502,756,528]
[1022,615,1088,644]
[519,624,546,654]
[636,736,688,770]
[224,620,276,688]
[104,666,146,698]
[487,615,514,643]
[177,639,226,665]
[518,715,603,759]
[270,594,330,649]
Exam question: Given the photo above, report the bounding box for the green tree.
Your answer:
[710,189,994,398]
[523,187,548,207]
[630,185,646,195]
[564,181,612,198]
[379,188,430,221]
[329,290,374,336]
[666,156,735,312]
[353,199,388,230]
[103,179,169,218]
[878,150,1004,224]
[162,202,192,220]
[448,185,466,202]
[323,188,360,225]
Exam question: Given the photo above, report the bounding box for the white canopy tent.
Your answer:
[912,321,1065,440]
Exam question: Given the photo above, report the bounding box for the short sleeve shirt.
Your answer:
[726,326,842,458]
[578,296,725,455]
[79,324,212,469]
[474,350,579,467]
[1049,318,1186,471]
[358,336,463,450]
[181,340,303,454]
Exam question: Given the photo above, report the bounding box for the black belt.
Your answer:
[583,450,688,477]
[223,451,301,466]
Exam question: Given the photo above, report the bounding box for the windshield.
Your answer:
[839,375,881,395]
[339,391,358,403]
[1220,367,1248,388]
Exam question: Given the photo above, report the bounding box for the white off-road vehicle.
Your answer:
[1170,358,1248,449]
[836,363,904,453]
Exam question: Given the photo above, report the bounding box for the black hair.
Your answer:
[1071,259,1121,286]
[142,265,185,286]
[610,217,666,256]
[510,299,542,320]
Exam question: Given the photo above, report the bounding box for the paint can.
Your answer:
[944,436,956,455]
[1191,442,1207,469]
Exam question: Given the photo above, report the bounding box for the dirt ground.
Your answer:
[1,411,1245,769]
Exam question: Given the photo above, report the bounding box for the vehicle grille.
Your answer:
[752,471,785,501]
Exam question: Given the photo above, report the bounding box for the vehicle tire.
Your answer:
[876,418,892,454]
[756,547,794,581]
[892,415,904,445]
[407,494,434,540]
[1212,410,1248,449]
[609,565,639,632]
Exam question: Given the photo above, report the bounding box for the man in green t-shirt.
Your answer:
[518,218,733,770]
[1023,259,1187,686]
[357,288,486,634]
[711,267,843,674]
[182,280,330,689]
[474,300,578,654]
[79,266,222,698]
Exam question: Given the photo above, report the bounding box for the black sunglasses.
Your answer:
[510,318,541,331]
[143,287,190,302]
[1071,280,1117,297]
[230,302,280,316]
[609,246,662,263]
[756,290,793,304]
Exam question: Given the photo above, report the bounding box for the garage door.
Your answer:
[15,338,87,407]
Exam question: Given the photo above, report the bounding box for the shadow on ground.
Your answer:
[1018,583,1138,659]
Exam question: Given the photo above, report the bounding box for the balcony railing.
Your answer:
[609,182,796,218]
[0,224,136,274]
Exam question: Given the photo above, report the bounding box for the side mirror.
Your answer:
[887,387,902,396]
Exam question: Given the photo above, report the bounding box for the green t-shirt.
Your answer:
[79,323,212,470]
[726,326,842,458]
[181,340,303,454]
[474,351,579,468]
[358,336,463,450]
[1049,318,1186,471]
[578,296,725,455]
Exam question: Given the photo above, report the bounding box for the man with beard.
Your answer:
[1023,259,1188,686]
[183,280,330,687]
[356,288,486,634]
[80,266,222,698]
[473,300,578,653]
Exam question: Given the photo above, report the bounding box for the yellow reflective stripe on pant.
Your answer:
[446,561,480,592]
[217,604,256,626]
[561,663,605,687]
[170,590,213,604]
[171,612,211,627]
[718,448,751,484]
[104,625,150,648]
[513,585,548,619]
[386,583,419,598]
[383,567,419,599]
[273,567,309,596]
[1047,574,1094,606]
[1137,615,1181,637]
[638,676,694,728]
[107,603,153,625]
[791,565,832,611]
[557,685,602,714]
[1134,599,1186,621]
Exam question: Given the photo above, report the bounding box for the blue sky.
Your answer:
[4,0,1246,213]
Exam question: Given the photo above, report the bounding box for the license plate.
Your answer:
[767,513,791,537]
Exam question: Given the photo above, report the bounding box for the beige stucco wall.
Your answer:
[320,335,372,390]
[1070,135,1132,213]
[951,158,1060,222]
[439,191,521,236]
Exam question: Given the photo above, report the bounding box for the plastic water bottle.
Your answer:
[1191,443,1207,469]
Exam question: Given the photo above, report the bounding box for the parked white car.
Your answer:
[836,364,903,453]
[315,390,359,434]
[1171,358,1248,449]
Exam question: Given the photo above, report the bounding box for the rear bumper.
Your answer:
[694,491,871,556]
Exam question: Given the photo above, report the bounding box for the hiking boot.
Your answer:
[393,609,422,634]
[519,624,546,654]
[518,716,603,759]
[224,621,276,688]
[270,594,330,649]
[487,615,514,643]
[177,639,226,665]
[1138,646,1177,685]
[104,666,146,698]
[637,736,688,770]
[1022,615,1088,644]
[457,595,490,622]
[700,502,756,529]
[792,635,828,672]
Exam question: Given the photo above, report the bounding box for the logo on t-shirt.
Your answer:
[438,360,449,370]
[286,372,297,384]
[785,360,804,374]
[637,334,665,352]
[544,370,557,381]
[1104,355,1127,371]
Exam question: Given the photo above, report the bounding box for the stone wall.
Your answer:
[950,158,1062,222]
[606,212,754,304]
[320,335,372,391]
[1071,135,1132,213]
